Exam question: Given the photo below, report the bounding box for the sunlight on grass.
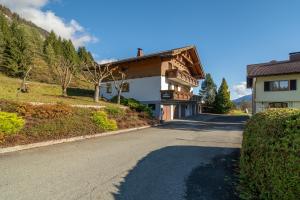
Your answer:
[228,109,250,116]
[0,73,113,106]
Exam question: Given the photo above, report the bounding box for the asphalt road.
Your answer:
[0,114,248,200]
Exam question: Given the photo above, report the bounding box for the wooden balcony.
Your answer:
[161,90,193,101]
[166,69,199,87]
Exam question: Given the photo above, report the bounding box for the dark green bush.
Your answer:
[0,111,25,135]
[92,111,117,131]
[110,96,153,117]
[239,109,300,200]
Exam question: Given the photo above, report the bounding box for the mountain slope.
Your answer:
[0,5,90,88]
[233,94,252,104]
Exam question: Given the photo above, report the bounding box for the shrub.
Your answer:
[0,100,73,119]
[92,111,118,131]
[104,105,125,117]
[0,99,20,113]
[0,111,25,135]
[110,96,153,117]
[17,103,73,119]
[239,109,300,200]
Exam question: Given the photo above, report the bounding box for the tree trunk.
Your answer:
[62,86,67,97]
[94,84,100,102]
[117,91,121,104]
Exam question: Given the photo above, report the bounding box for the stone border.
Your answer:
[0,125,156,154]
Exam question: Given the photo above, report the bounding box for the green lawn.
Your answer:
[0,73,112,106]
[228,109,251,116]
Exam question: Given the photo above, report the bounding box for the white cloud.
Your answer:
[97,58,117,64]
[0,0,98,47]
[232,82,251,98]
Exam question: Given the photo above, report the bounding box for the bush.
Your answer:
[110,96,153,117]
[0,111,25,135]
[104,105,125,117]
[92,111,118,131]
[17,103,73,119]
[0,100,73,119]
[239,109,300,200]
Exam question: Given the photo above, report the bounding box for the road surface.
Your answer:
[0,114,248,200]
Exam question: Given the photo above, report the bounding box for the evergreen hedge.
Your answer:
[239,109,300,200]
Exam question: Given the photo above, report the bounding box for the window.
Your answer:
[264,80,296,91]
[269,102,288,108]
[106,83,112,93]
[148,104,156,111]
[122,83,129,92]
[290,80,297,90]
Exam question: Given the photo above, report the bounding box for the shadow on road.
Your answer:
[112,146,240,200]
[185,149,240,200]
[157,114,249,132]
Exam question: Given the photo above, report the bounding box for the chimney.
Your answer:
[289,52,300,61]
[137,48,144,57]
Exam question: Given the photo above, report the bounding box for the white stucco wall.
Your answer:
[100,76,163,101]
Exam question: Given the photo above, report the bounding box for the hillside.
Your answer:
[0,73,105,105]
[0,5,91,88]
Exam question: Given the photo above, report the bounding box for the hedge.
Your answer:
[239,109,300,200]
[110,96,153,117]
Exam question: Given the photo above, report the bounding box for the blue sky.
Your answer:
[2,0,300,99]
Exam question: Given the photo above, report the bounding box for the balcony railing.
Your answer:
[161,90,193,101]
[166,69,199,87]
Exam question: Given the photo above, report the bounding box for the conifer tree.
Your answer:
[214,78,233,113]
[78,46,93,64]
[2,21,32,77]
[199,73,217,109]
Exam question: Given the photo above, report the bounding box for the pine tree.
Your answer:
[78,46,93,64]
[199,73,217,107]
[214,78,233,113]
[0,13,11,64]
[62,39,79,64]
[2,21,32,77]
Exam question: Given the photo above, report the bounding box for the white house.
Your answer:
[100,46,205,120]
[247,52,300,113]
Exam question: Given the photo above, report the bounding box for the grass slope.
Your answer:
[0,73,109,105]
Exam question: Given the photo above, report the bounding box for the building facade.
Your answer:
[247,52,300,114]
[100,46,205,120]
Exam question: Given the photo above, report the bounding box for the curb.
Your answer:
[0,125,155,154]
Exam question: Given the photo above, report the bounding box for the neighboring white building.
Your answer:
[247,52,300,114]
[100,46,205,120]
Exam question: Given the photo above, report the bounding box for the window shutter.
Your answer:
[290,80,297,90]
[264,81,270,91]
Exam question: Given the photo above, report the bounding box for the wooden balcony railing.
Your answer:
[166,69,199,87]
[161,90,193,101]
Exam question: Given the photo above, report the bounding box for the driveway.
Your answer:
[0,114,248,200]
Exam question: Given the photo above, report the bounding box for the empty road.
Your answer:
[0,114,248,200]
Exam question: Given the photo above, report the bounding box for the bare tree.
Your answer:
[79,62,117,102]
[53,57,77,97]
[111,69,127,104]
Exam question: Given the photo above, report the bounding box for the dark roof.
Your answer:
[98,45,195,65]
[247,60,300,77]
[98,45,205,79]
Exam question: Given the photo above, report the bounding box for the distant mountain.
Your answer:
[233,94,252,105]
